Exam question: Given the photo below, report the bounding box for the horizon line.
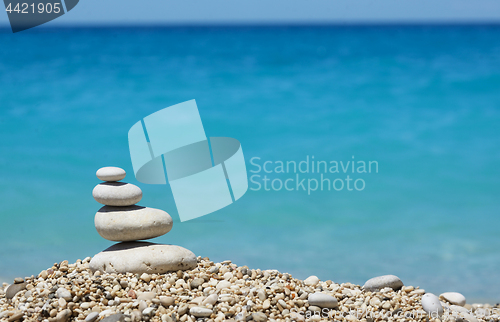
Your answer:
[1,20,500,30]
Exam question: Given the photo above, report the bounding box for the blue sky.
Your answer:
[1,0,500,26]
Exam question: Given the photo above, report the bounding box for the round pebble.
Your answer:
[362,275,404,291]
[190,307,212,317]
[304,275,319,286]
[257,289,267,301]
[252,312,268,322]
[140,273,151,283]
[13,278,24,284]
[308,292,338,308]
[143,307,155,317]
[55,309,72,322]
[56,287,72,301]
[94,205,173,242]
[440,292,466,306]
[160,296,175,307]
[90,241,197,274]
[421,293,444,317]
[203,294,218,306]
[216,280,232,290]
[191,278,204,288]
[92,182,142,206]
[96,167,126,182]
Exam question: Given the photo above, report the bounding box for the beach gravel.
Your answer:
[1,256,498,322]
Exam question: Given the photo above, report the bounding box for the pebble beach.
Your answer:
[2,26,500,301]
[2,161,499,322]
[1,257,499,322]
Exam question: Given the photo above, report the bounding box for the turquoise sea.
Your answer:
[0,25,499,302]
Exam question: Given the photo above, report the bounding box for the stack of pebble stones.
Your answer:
[89,167,197,275]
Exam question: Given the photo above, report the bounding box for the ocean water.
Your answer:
[0,25,499,302]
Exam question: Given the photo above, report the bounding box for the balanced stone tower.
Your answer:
[89,166,197,274]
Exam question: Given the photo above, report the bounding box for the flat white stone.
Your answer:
[96,167,126,182]
[90,241,197,274]
[93,182,142,206]
[362,275,404,291]
[421,293,444,317]
[308,293,338,308]
[439,292,466,306]
[95,206,173,242]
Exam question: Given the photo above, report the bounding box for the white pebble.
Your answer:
[202,294,218,306]
[304,276,320,286]
[363,275,403,291]
[421,293,444,317]
[216,280,232,290]
[92,182,142,206]
[308,293,338,308]
[440,292,466,306]
[96,167,126,182]
[55,288,72,301]
[190,307,212,317]
[143,307,155,317]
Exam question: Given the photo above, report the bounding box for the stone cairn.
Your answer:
[89,166,196,274]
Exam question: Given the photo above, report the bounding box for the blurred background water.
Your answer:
[0,25,499,302]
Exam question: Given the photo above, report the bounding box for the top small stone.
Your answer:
[96,167,126,182]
